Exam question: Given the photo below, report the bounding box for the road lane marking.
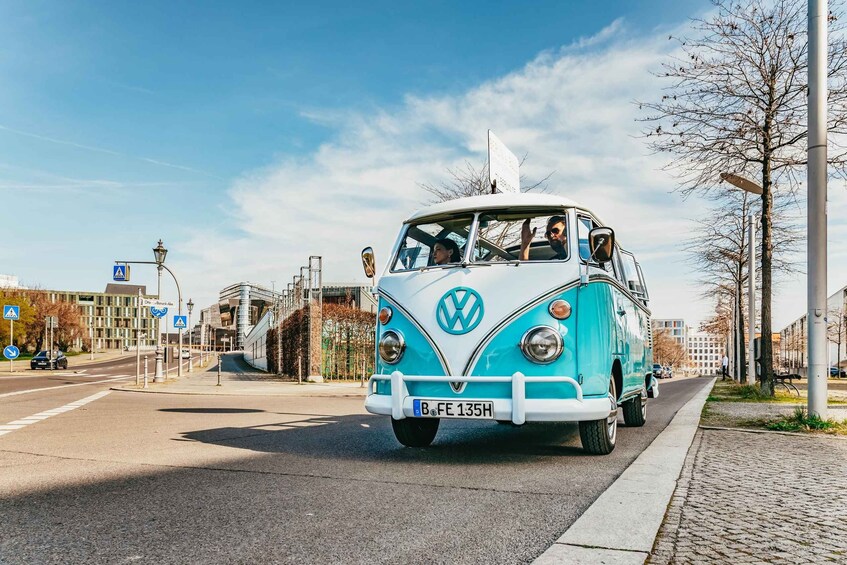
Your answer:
[0,390,111,437]
[0,376,131,399]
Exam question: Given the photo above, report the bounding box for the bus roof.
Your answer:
[405,193,598,223]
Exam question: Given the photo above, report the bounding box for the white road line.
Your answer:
[0,375,132,399]
[0,390,111,437]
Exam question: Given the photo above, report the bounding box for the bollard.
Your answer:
[217,354,222,386]
[143,356,149,389]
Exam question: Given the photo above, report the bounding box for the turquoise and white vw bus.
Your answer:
[361,193,657,455]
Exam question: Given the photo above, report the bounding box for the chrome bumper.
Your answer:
[364,371,614,425]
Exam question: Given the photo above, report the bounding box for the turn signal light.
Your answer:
[549,300,572,320]
[378,307,393,325]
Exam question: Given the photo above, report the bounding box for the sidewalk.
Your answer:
[111,362,368,397]
[649,402,847,563]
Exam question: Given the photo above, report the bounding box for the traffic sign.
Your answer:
[141,298,175,308]
[113,264,130,282]
[3,305,20,320]
[173,315,187,329]
[3,345,19,360]
[150,307,168,319]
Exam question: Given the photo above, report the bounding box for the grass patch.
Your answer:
[763,407,847,434]
[708,379,799,403]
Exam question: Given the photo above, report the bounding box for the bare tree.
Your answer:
[686,188,801,381]
[653,328,687,368]
[640,0,847,394]
[419,158,552,203]
[828,306,847,375]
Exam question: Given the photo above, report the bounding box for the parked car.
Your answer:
[663,366,673,379]
[653,363,664,379]
[830,367,846,378]
[30,350,68,370]
[180,348,191,359]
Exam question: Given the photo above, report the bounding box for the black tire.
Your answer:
[622,390,647,427]
[391,417,439,447]
[579,378,617,455]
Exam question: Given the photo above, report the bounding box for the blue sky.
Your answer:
[1,0,842,332]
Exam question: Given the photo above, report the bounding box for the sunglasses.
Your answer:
[545,227,563,238]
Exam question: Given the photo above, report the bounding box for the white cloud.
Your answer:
[181,19,845,333]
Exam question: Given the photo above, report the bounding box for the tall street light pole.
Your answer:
[808,0,829,418]
[187,298,194,373]
[153,239,167,382]
[720,173,762,386]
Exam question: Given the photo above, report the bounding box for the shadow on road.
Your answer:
[180,412,587,465]
[159,408,267,414]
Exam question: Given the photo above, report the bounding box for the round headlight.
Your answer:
[378,330,405,364]
[378,307,393,325]
[520,326,563,364]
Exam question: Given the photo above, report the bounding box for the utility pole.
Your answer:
[808,0,829,418]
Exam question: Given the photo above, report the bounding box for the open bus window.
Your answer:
[391,216,473,272]
[472,210,569,262]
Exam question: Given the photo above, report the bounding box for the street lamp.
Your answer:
[720,172,759,387]
[187,298,194,373]
[153,239,168,264]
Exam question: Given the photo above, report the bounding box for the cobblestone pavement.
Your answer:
[650,428,847,564]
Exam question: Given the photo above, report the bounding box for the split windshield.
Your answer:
[391,209,570,272]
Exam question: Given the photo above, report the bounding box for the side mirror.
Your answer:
[588,227,615,263]
[361,247,376,279]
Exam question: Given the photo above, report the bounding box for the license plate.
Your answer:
[413,399,493,419]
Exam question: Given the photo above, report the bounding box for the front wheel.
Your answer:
[391,417,439,447]
[579,378,618,455]
[622,390,647,427]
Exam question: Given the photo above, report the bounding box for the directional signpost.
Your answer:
[4,305,20,373]
[112,264,130,282]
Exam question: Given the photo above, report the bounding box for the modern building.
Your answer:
[43,284,158,351]
[651,319,687,348]
[0,274,22,289]
[687,331,726,376]
[323,283,377,313]
[218,282,280,350]
[780,284,847,375]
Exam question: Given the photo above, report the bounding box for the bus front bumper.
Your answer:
[364,371,614,425]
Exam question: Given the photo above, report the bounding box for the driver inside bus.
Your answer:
[520,215,568,261]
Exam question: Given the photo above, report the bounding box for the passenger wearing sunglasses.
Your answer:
[519,215,568,261]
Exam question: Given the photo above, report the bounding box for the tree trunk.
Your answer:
[760,132,775,396]
[736,282,746,382]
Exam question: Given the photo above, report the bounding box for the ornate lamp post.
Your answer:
[153,239,167,382]
[187,298,194,373]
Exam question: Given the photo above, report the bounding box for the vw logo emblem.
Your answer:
[436,287,484,335]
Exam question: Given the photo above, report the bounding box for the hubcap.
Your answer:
[607,379,618,442]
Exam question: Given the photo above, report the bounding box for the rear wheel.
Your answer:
[391,417,439,447]
[622,389,647,427]
[579,378,618,455]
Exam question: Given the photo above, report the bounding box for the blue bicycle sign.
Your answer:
[150,307,168,319]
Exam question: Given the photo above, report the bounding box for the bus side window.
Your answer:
[578,215,614,274]
[577,216,592,261]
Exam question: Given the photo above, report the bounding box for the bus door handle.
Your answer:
[616,305,626,316]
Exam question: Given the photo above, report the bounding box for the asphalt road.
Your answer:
[0,352,201,396]
[0,375,709,564]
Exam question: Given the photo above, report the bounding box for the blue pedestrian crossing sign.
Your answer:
[112,264,130,282]
[173,315,187,329]
[3,305,20,320]
[3,345,20,360]
[150,307,168,319]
